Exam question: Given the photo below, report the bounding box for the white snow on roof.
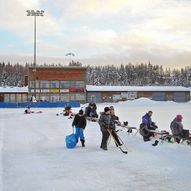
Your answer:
[0,86,28,93]
[86,85,190,92]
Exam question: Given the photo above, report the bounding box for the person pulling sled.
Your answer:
[72,109,87,147]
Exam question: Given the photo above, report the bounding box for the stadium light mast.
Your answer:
[65,52,75,65]
[26,10,44,98]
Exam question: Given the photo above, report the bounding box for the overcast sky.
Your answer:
[0,0,191,68]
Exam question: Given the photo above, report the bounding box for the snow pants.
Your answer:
[75,127,85,142]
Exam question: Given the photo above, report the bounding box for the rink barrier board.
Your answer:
[0,102,80,108]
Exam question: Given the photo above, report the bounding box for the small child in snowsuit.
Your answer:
[72,109,87,147]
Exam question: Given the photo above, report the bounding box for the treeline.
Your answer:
[0,62,191,87]
[0,62,29,86]
[87,63,191,87]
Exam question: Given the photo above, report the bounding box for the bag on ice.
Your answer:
[65,133,77,149]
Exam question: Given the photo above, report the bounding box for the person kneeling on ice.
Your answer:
[99,107,122,151]
[72,109,87,147]
[139,111,159,145]
[170,114,190,143]
[85,103,98,118]
[63,105,73,117]
[24,106,33,114]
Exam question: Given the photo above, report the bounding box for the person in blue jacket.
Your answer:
[139,111,158,142]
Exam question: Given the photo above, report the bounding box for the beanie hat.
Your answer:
[79,109,84,115]
[104,107,110,113]
[176,114,183,121]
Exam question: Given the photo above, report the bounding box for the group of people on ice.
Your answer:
[71,104,121,150]
[70,102,190,151]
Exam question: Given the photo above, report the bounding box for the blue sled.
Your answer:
[65,133,77,149]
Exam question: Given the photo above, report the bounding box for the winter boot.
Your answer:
[81,140,85,147]
[143,137,150,142]
[100,145,107,150]
[152,140,159,146]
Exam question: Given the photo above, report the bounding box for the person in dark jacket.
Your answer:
[139,111,158,142]
[72,109,87,147]
[99,107,121,151]
[85,103,98,118]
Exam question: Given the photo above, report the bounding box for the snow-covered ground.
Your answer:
[0,98,191,191]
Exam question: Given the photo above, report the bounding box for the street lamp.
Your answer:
[26,9,44,98]
[65,52,75,65]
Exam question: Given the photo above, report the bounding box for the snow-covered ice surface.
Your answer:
[1,98,191,191]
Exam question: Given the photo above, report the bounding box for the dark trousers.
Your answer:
[101,129,121,149]
[101,130,110,149]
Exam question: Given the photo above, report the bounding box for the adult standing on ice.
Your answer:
[99,107,111,150]
[99,107,121,150]
[72,109,87,147]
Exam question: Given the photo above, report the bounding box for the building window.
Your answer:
[41,89,49,93]
[70,94,76,100]
[29,81,35,88]
[60,94,70,101]
[70,81,76,88]
[50,94,60,102]
[35,80,40,88]
[40,80,49,88]
[70,93,85,101]
[60,81,70,89]
[75,93,85,101]
[10,94,16,102]
[16,94,22,102]
[40,94,49,102]
[4,94,9,102]
[22,94,28,102]
[51,81,59,88]
[76,81,85,88]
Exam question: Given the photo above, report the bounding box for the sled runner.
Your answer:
[115,121,138,135]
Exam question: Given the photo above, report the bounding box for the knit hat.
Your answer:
[176,114,183,121]
[79,109,84,115]
[104,107,110,113]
